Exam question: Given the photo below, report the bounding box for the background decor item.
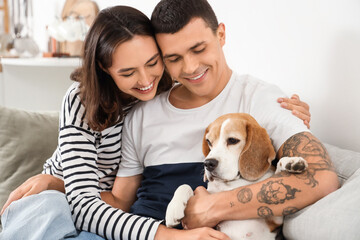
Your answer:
[0,0,9,33]
[0,34,12,57]
[10,0,39,57]
[0,0,13,57]
[46,0,99,56]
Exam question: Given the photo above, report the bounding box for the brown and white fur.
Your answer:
[165,113,308,240]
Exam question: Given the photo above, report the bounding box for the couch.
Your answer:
[0,106,59,212]
[1,106,360,232]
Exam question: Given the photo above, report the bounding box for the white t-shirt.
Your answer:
[118,72,309,220]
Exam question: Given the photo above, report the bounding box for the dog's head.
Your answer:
[202,113,276,182]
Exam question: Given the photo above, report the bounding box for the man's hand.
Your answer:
[278,94,311,129]
[155,224,230,240]
[182,186,220,229]
[0,174,64,215]
[182,132,339,230]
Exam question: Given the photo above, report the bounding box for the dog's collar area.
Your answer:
[225,172,242,183]
[211,171,242,184]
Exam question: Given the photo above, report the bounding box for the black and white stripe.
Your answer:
[43,82,160,240]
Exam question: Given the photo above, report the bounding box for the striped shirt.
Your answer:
[42,82,161,240]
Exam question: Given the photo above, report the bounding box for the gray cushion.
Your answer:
[0,106,59,209]
[283,146,360,239]
[324,143,360,185]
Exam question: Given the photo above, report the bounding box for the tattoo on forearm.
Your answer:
[282,206,300,216]
[257,179,300,204]
[230,201,235,207]
[258,206,274,218]
[237,187,252,203]
[276,132,335,187]
[273,168,319,187]
[280,132,330,162]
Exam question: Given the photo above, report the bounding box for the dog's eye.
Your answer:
[206,139,212,147]
[227,137,240,145]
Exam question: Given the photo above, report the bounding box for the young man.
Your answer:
[112,0,339,239]
[0,1,336,240]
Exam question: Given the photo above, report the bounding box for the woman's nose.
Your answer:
[137,69,152,86]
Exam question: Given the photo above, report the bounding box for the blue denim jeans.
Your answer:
[0,190,103,240]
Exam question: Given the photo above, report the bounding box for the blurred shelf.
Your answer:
[0,57,81,67]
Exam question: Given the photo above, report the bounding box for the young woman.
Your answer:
[0,5,311,240]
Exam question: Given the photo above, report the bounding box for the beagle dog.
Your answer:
[165,113,308,240]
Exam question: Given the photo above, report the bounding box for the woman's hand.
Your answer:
[155,224,230,240]
[0,174,64,215]
[278,94,311,129]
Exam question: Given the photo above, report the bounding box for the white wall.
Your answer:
[214,0,360,153]
[1,60,79,111]
[28,0,360,152]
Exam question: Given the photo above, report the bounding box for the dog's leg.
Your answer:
[165,184,194,227]
[275,157,308,174]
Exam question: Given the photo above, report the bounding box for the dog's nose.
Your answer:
[204,159,219,172]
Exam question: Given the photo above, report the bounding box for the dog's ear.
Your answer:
[239,122,276,181]
[203,173,208,182]
[202,127,210,157]
[202,127,210,182]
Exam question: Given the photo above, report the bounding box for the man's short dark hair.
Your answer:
[151,0,219,34]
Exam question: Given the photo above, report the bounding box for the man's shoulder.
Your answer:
[231,73,281,97]
[233,73,273,88]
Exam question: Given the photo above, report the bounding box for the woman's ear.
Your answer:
[98,61,110,75]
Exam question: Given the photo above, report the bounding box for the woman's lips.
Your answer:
[135,81,154,93]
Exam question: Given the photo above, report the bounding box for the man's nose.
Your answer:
[182,54,198,75]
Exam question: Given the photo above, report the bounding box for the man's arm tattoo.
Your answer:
[257,179,300,204]
[257,206,300,219]
[257,206,274,218]
[275,132,336,187]
[282,206,300,216]
[237,187,252,203]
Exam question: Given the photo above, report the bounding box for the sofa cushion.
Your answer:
[0,106,59,209]
[324,143,360,185]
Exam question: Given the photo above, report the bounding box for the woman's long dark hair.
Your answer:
[72,6,172,131]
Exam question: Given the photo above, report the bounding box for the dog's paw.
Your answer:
[276,157,308,174]
[165,184,194,227]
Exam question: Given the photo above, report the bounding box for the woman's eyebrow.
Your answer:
[117,67,135,74]
[145,53,160,64]
[117,53,160,73]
